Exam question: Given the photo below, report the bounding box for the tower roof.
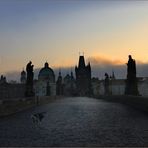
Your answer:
[78,56,85,68]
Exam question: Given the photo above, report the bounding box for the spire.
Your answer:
[87,61,91,67]
[112,70,115,80]
[78,55,85,68]
[112,71,115,78]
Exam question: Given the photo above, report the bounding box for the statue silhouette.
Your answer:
[125,55,139,95]
[127,55,136,77]
[104,73,110,95]
[25,61,34,97]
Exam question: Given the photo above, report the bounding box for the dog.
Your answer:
[31,112,46,124]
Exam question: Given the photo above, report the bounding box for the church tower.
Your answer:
[75,55,91,96]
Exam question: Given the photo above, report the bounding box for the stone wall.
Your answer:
[95,79,148,97]
[0,96,64,117]
[98,95,148,113]
[0,83,25,100]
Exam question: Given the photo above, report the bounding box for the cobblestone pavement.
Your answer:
[0,97,148,147]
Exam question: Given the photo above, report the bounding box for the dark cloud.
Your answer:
[87,56,123,67]
[87,56,148,79]
[4,57,148,82]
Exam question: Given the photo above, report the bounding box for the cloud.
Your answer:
[87,55,124,67]
[3,56,148,82]
[87,56,148,79]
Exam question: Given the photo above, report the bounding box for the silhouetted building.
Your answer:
[75,55,91,96]
[0,75,6,84]
[70,71,77,96]
[125,55,139,95]
[34,62,56,96]
[138,77,148,96]
[63,71,77,96]
[63,74,71,96]
[0,75,25,100]
[20,69,26,84]
[56,70,63,95]
[110,79,125,95]
[91,77,100,97]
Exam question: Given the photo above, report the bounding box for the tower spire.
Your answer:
[78,55,85,67]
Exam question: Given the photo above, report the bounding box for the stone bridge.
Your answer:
[0,97,148,147]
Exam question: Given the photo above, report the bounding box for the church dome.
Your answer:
[38,62,55,82]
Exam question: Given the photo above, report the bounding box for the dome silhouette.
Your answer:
[38,62,55,82]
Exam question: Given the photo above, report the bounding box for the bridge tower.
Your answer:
[75,55,92,96]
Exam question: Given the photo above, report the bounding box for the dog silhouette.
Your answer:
[31,112,46,124]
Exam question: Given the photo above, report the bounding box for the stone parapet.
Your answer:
[0,96,64,117]
[97,95,148,112]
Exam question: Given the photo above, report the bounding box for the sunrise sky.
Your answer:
[0,0,148,77]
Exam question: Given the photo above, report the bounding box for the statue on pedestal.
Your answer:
[104,73,110,95]
[25,61,34,97]
[125,55,139,95]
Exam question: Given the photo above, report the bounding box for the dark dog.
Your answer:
[31,112,46,124]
